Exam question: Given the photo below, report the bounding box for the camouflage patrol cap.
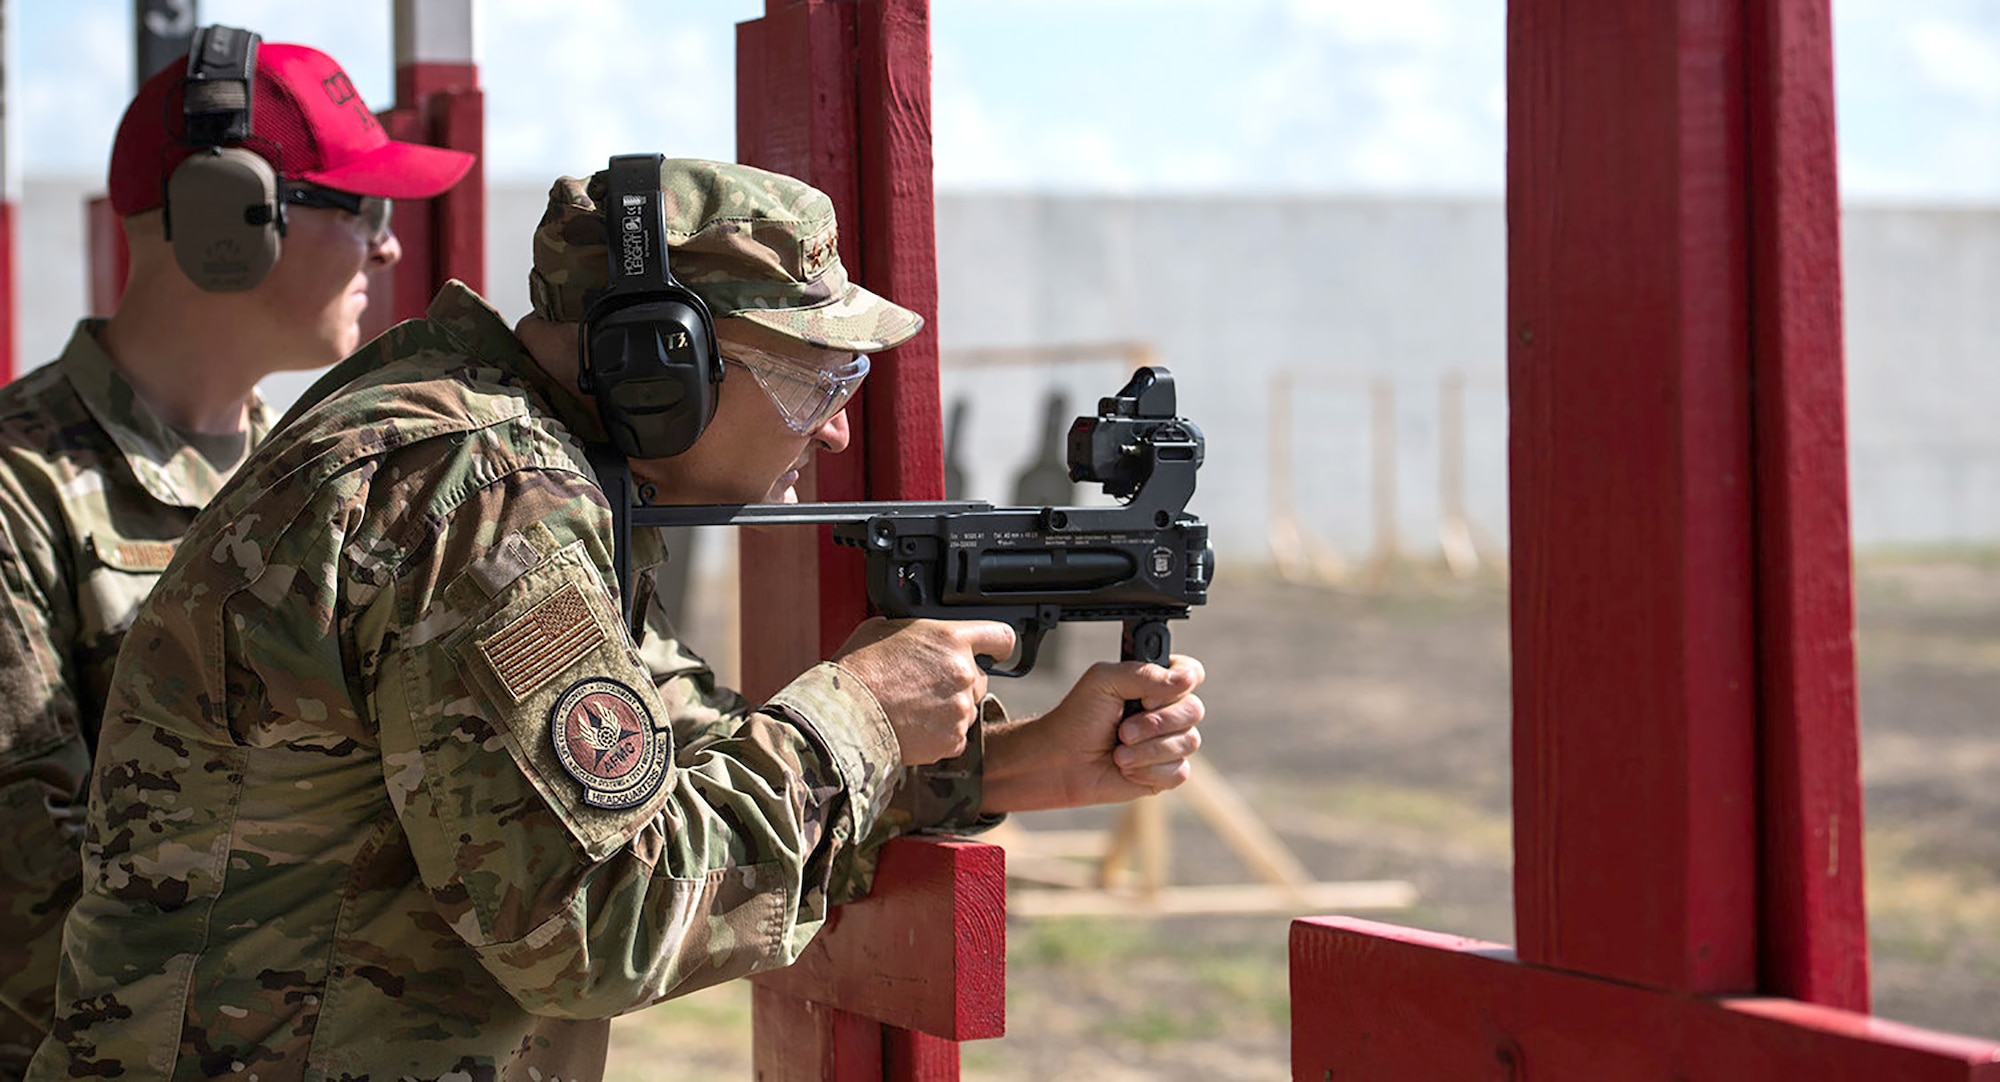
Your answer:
[529,158,923,352]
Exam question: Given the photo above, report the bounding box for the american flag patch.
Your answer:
[477,583,607,701]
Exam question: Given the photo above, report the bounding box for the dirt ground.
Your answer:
[603,554,2000,1079]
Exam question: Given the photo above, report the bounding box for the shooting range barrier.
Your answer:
[1292,1,2000,1077]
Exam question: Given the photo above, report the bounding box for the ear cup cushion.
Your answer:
[167,146,282,292]
[583,294,718,459]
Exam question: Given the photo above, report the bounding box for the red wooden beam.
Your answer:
[1290,0,1998,1075]
[1508,0,1759,994]
[1744,0,1868,1010]
[853,0,946,505]
[751,991,885,1082]
[362,1,484,336]
[365,107,438,334]
[753,838,1005,1040]
[737,3,1003,1080]
[0,201,14,382]
[735,0,852,694]
[1292,918,2000,1081]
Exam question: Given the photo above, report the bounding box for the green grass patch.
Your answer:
[1865,828,2000,964]
[1010,916,1154,966]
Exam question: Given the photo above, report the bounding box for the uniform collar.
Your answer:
[424,281,611,446]
[59,320,276,509]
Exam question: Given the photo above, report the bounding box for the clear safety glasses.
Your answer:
[283,182,394,244]
[723,344,871,435]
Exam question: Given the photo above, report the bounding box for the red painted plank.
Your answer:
[1291,918,2000,1081]
[1507,0,1759,993]
[751,985,886,1082]
[363,106,437,334]
[1744,0,1869,1011]
[754,838,1006,1041]
[737,525,826,705]
[735,1,866,666]
[854,0,946,505]
[738,4,996,1079]
[361,59,484,337]
[395,59,478,103]
[0,201,13,382]
[886,1030,962,1082]
[431,83,486,296]
[736,0,942,652]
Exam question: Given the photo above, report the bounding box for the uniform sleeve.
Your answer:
[826,699,1006,905]
[0,478,87,1034]
[368,467,905,1020]
[622,525,1000,908]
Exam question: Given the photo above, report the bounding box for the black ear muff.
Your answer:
[165,25,281,293]
[168,146,280,291]
[579,153,723,459]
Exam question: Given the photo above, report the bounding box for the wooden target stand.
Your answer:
[944,343,1416,920]
[989,767,1417,919]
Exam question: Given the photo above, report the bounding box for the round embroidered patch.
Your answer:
[548,678,672,809]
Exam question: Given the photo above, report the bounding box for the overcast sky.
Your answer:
[10,0,1999,202]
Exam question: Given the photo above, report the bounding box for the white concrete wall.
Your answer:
[931,194,1509,565]
[9,178,1996,561]
[1844,206,2000,548]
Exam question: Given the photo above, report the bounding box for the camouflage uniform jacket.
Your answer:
[0,322,271,1074]
[33,283,986,1082]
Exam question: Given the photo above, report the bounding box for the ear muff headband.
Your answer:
[579,153,723,459]
[167,25,283,293]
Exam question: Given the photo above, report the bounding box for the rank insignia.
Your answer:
[549,678,672,809]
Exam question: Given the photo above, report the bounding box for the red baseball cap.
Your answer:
[108,42,475,216]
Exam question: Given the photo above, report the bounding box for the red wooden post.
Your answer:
[363,0,483,335]
[0,198,14,382]
[1744,0,1869,1010]
[0,0,14,381]
[1289,0,2000,1076]
[1509,0,1761,997]
[737,2,1005,1079]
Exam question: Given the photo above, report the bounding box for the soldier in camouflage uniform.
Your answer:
[0,41,473,1076]
[31,158,1204,1080]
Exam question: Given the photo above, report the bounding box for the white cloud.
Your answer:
[1836,4,2000,201]
[6,0,1997,204]
[931,38,1034,189]
[18,7,128,179]
[1905,18,2000,107]
[476,0,750,178]
[1229,3,1503,193]
[1285,0,1454,46]
[197,1,393,101]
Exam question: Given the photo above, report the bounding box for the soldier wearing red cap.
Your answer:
[0,35,471,1074]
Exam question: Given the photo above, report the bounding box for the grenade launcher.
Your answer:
[596,366,1215,676]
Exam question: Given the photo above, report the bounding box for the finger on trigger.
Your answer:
[963,619,1017,660]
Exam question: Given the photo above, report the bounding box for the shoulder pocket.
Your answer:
[443,540,675,862]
